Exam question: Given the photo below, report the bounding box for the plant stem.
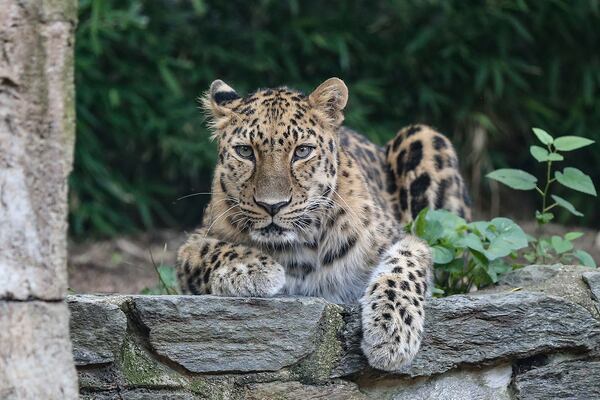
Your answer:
[540,157,553,226]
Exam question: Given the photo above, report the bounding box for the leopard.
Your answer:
[176,78,471,371]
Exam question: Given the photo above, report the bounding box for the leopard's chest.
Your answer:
[270,243,373,304]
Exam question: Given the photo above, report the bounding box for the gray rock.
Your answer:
[360,364,513,400]
[335,292,600,377]
[513,358,600,400]
[119,389,198,400]
[244,380,368,400]
[331,305,366,378]
[68,295,128,366]
[0,301,79,400]
[127,295,339,373]
[80,390,121,400]
[81,389,199,400]
[499,264,561,286]
[496,264,599,318]
[583,271,600,302]
[77,364,119,391]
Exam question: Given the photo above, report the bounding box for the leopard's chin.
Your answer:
[249,223,299,247]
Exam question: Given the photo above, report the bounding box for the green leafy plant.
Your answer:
[408,209,528,295]
[487,128,596,267]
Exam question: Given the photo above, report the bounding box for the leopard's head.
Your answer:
[203,78,348,246]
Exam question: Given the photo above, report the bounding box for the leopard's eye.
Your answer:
[293,145,314,160]
[234,145,254,160]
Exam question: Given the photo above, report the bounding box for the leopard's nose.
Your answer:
[253,197,291,216]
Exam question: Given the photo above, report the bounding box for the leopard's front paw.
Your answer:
[212,258,286,297]
[361,313,421,371]
[360,274,427,370]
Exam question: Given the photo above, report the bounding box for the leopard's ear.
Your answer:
[201,79,241,118]
[308,78,348,126]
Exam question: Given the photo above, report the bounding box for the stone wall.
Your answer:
[71,265,600,400]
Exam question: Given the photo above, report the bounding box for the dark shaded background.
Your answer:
[71,0,600,239]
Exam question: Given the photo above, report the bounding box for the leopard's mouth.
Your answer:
[249,223,299,246]
[259,223,286,235]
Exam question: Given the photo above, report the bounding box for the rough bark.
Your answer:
[0,0,78,398]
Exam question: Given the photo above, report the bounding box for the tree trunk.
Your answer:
[0,0,79,398]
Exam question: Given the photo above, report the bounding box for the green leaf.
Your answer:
[413,208,429,238]
[431,287,445,296]
[486,169,538,190]
[467,221,489,236]
[551,235,573,254]
[574,250,597,268]
[547,153,564,161]
[456,233,486,253]
[485,259,512,283]
[483,218,529,259]
[413,208,446,243]
[529,145,549,162]
[535,210,554,224]
[158,265,178,289]
[553,136,595,151]
[432,245,454,264]
[532,128,553,145]
[550,194,583,217]
[538,238,552,256]
[555,167,597,196]
[564,231,584,241]
[424,209,466,243]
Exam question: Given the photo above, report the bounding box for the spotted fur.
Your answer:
[177,78,471,371]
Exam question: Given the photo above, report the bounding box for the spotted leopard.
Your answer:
[177,78,471,371]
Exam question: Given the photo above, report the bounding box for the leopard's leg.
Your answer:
[177,229,285,297]
[360,234,433,371]
[385,124,472,224]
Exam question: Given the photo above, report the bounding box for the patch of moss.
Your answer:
[119,336,186,388]
[291,304,344,384]
[189,377,238,400]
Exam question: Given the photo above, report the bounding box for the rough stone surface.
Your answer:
[0,0,77,300]
[80,389,198,400]
[359,364,513,400]
[583,271,600,302]
[0,301,79,399]
[68,276,600,399]
[68,295,128,365]
[497,264,599,318]
[128,295,338,373]
[244,380,368,400]
[77,364,119,392]
[513,358,600,400]
[335,291,600,377]
[499,264,561,286]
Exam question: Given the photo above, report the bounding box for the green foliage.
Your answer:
[485,169,537,191]
[141,264,179,295]
[73,0,600,237]
[141,249,180,295]
[487,128,597,268]
[408,209,527,295]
